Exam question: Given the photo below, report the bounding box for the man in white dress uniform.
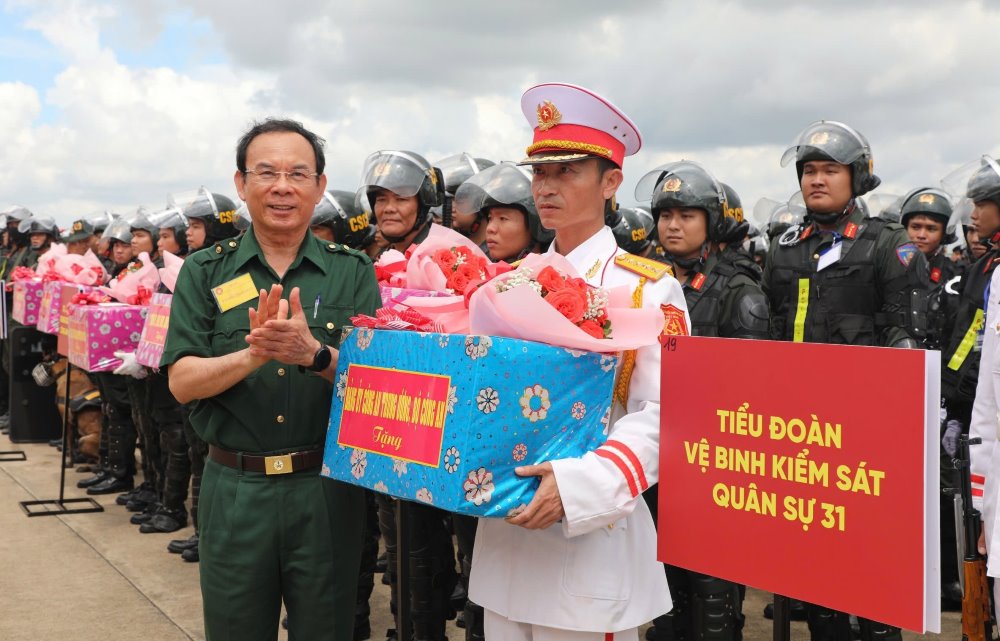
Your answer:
[469,83,691,641]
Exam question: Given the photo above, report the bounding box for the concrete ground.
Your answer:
[0,440,965,640]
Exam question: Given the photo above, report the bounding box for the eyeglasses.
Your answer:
[244,168,319,186]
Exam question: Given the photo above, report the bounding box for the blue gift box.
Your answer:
[321,327,618,518]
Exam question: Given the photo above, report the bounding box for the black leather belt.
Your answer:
[208,445,323,476]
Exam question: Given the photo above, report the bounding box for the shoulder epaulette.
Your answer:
[323,241,372,264]
[614,253,673,281]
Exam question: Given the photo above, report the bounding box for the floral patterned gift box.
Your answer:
[67,303,148,372]
[322,327,618,518]
[37,281,95,335]
[12,278,44,326]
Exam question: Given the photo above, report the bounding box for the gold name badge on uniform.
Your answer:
[212,273,259,312]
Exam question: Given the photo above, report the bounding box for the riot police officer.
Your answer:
[361,150,457,641]
[174,188,238,255]
[0,206,35,432]
[19,215,60,260]
[893,187,965,606]
[612,206,656,258]
[636,161,768,641]
[743,223,768,268]
[453,161,554,264]
[310,189,377,252]
[81,218,140,496]
[753,194,806,242]
[364,150,446,263]
[764,120,930,641]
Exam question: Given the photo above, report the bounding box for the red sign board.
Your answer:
[337,364,451,467]
[659,336,939,633]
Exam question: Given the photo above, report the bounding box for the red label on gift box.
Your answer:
[337,364,451,467]
[659,336,940,633]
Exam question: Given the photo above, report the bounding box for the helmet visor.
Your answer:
[361,151,430,198]
[149,207,188,230]
[455,162,533,215]
[942,155,1000,203]
[779,120,871,168]
[101,218,133,243]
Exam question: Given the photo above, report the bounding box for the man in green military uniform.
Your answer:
[763,120,929,641]
[163,118,379,641]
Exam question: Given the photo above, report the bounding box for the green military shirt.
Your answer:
[161,228,380,454]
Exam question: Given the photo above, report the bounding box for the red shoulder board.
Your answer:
[690,273,706,290]
[660,304,689,336]
[930,267,941,283]
[843,222,858,239]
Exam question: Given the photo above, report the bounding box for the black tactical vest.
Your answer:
[685,251,763,338]
[768,218,886,345]
[941,249,1000,404]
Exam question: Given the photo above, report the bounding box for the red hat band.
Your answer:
[526,123,627,167]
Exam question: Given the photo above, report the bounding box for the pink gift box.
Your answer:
[136,293,172,368]
[38,281,94,335]
[67,304,148,372]
[12,279,44,326]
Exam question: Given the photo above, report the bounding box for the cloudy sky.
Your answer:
[0,0,997,228]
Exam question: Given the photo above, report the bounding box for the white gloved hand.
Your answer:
[942,419,962,458]
[113,351,147,379]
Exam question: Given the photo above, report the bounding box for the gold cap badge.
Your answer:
[662,177,682,192]
[536,100,562,131]
[918,193,935,204]
[809,131,830,145]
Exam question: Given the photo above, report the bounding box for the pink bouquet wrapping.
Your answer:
[100,252,161,306]
[37,281,96,335]
[34,244,67,277]
[158,251,183,293]
[44,250,107,286]
[467,253,663,353]
[12,278,44,326]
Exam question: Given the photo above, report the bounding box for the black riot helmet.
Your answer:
[361,150,444,242]
[719,183,749,243]
[898,187,957,244]
[434,153,495,231]
[434,153,496,196]
[148,206,189,255]
[171,188,238,244]
[612,206,655,255]
[101,217,133,245]
[234,203,251,233]
[752,195,806,240]
[966,157,1000,208]
[1,206,32,246]
[311,189,376,250]
[454,161,554,248]
[743,223,769,264]
[636,160,741,243]
[780,120,880,197]
[129,207,159,237]
[18,215,60,238]
[85,211,115,235]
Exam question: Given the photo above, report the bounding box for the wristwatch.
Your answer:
[306,345,332,372]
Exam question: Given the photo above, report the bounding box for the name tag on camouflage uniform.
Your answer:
[212,273,258,312]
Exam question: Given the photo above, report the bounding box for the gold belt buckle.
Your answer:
[265,454,294,475]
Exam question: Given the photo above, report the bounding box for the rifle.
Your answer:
[956,434,993,641]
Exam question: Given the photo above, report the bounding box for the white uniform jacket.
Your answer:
[970,268,1000,576]
[470,226,690,632]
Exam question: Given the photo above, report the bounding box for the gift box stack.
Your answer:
[38,282,95,335]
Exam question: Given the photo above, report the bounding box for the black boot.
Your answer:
[181,541,199,562]
[168,533,198,554]
[139,506,188,533]
[77,471,109,489]
[87,474,133,495]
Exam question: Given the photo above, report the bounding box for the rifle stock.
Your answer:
[958,435,993,641]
